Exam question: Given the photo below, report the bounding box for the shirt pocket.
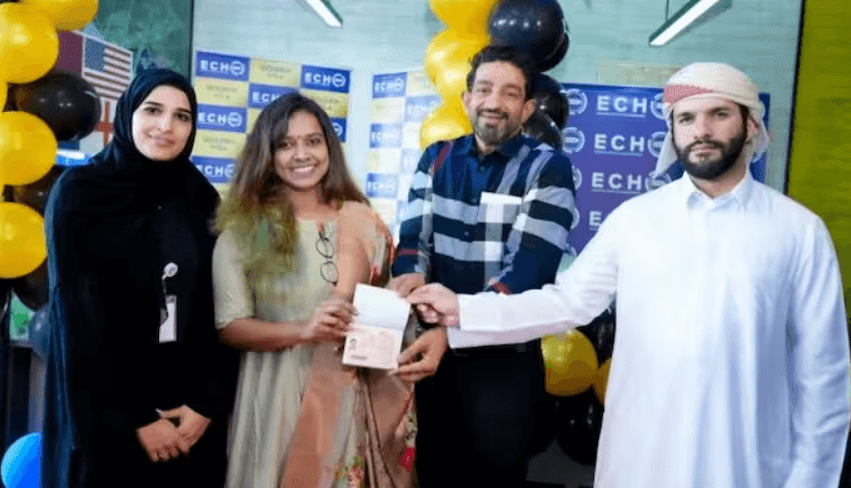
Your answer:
[477,192,522,261]
[478,192,522,223]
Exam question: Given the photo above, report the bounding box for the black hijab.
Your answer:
[68,68,203,213]
[45,67,217,303]
[42,70,234,488]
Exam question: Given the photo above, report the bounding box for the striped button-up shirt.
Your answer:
[392,134,577,347]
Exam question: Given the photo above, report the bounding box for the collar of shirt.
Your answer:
[461,132,528,162]
[677,168,755,211]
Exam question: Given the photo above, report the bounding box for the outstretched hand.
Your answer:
[406,284,460,328]
[389,272,426,298]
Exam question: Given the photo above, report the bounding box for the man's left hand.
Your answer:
[393,327,448,383]
[158,405,211,451]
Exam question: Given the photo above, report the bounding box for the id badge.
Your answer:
[158,295,177,343]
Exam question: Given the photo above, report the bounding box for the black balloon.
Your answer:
[488,0,567,71]
[29,305,50,361]
[0,279,12,322]
[13,71,102,141]
[577,307,616,363]
[3,83,14,111]
[12,260,48,311]
[555,390,604,465]
[524,111,563,151]
[538,31,569,72]
[532,73,569,129]
[12,165,64,215]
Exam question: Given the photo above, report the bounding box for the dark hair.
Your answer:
[466,44,537,100]
[224,92,366,209]
[215,93,367,274]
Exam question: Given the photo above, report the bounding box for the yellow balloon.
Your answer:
[0,202,46,278]
[19,0,98,31]
[419,98,472,149]
[542,330,599,396]
[593,358,611,406]
[0,4,58,84]
[0,111,58,186]
[0,81,6,110]
[424,29,489,87]
[429,0,498,34]
[433,62,471,101]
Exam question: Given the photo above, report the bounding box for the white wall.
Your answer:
[193,0,802,192]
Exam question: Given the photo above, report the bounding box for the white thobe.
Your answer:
[455,173,850,488]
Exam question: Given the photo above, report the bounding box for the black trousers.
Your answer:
[414,342,553,487]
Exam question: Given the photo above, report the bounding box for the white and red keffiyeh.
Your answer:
[652,62,770,177]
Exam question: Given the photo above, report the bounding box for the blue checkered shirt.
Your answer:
[392,133,577,295]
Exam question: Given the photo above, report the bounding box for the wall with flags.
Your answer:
[7,31,134,342]
[53,30,133,162]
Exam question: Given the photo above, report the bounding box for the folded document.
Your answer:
[342,283,410,370]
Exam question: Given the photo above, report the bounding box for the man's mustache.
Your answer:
[477,109,507,120]
[686,139,723,152]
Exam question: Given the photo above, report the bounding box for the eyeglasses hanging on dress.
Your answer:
[316,224,338,285]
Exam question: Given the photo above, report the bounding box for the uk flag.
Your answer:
[54,31,133,160]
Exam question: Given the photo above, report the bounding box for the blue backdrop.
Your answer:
[561,83,770,252]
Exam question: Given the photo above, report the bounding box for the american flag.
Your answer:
[55,32,134,156]
[82,36,133,102]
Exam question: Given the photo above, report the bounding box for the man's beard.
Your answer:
[473,109,522,147]
[674,126,748,180]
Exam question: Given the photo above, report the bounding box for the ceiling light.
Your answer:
[649,0,723,46]
[303,0,343,28]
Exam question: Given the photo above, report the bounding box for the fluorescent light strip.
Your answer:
[304,0,343,27]
[649,0,722,46]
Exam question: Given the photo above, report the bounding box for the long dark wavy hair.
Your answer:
[216,93,367,280]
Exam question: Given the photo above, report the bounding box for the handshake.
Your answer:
[389,272,461,328]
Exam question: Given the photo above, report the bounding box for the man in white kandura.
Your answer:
[406,62,851,488]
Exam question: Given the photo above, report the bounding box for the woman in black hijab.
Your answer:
[41,69,237,488]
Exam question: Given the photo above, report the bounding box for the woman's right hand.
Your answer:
[299,296,357,344]
[136,418,188,462]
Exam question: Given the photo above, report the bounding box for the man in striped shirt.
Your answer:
[391,45,577,486]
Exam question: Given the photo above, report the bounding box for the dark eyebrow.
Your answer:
[141,101,193,116]
[281,132,324,141]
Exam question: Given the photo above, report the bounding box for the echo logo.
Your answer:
[565,88,588,116]
[563,127,585,154]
